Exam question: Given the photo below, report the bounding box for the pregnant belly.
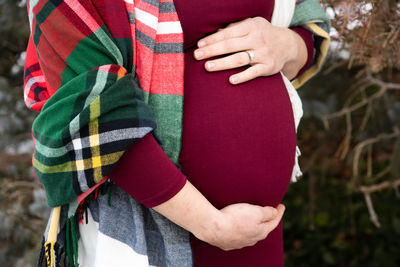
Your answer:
[179,48,296,209]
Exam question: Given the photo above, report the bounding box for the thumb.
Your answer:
[263,204,285,232]
[260,206,278,222]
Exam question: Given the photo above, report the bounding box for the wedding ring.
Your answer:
[245,50,255,64]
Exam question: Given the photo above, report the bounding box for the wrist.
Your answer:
[153,180,229,245]
[193,208,226,244]
[282,28,308,79]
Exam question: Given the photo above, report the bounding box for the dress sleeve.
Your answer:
[289,26,315,80]
[290,0,331,88]
[25,0,157,207]
[108,133,187,208]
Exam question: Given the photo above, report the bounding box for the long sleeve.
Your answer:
[290,0,331,88]
[108,133,187,208]
[25,0,157,207]
[289,26,315,80]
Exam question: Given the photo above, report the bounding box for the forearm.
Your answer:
[106,133,284,250]
[153,179,284,251]
[109,135,281,250]
[108,133,222,243]
[109,133,187,208]
[152,180,222,243]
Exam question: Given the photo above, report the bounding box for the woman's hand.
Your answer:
[153,180,285,251]
[193,16,308,84]
[198,203,286,251]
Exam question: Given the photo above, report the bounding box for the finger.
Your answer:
[194,36,252,60]
[197,19,251,47]
[229,63,269,84]
[205,51,253,72]
[225,20,242,29]
[215,21,240,33]
[252,206,278,223]
[214,21,243,35]
[258,206,279,222]
[262,204,285,233]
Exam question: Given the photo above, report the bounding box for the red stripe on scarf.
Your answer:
[156,33,184,43]
[136,1,159,17]
[151,53,184,95]
[56,1,97,37]
[136,41,155,93]
[95,0,133,39]
[136,20,157,39]
[159,12,180,22]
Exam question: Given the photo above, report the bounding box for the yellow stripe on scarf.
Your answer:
[45,207,61,267]
[292,22,331,89]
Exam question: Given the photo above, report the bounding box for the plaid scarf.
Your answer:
[24,0,330,266]
[25,0,185,208]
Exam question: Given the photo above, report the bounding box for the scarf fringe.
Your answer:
[37,181,114,267]
[37,237,45,267]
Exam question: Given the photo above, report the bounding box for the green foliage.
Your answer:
[284,176,400,266]
[283,66,400,266]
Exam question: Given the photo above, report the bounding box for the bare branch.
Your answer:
[359,102,372,131]
[336,113,353,159]
[323,86,387,121]
[359,179,400,228]
[359,179,400,194]
[363,193,381,228]
[353,129,400,179]
[367,74,400,90]
[366,145,372,178]
[375,165,391,179]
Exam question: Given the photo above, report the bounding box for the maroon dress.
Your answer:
[175,1,292,266]
[109,0,314,266]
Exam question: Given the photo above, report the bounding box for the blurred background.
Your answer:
[0,0,399,266]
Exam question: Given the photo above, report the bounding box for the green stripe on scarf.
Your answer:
[291,0,331,30]
[148,93,184,166]
[33,67,156,206]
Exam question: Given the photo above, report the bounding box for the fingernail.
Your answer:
[198,40,206,47]
[272,208,278,216]
[207,62,215,70]
[194,50,204,59]
[230,76,238,84]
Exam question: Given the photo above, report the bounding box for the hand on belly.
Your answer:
[198,203,286,250]
[192,16,308,83]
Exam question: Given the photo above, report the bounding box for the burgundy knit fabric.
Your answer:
[291,26,315,79]
[109,1,314,266]
[109,3,314,209]
[108,133,187,208]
